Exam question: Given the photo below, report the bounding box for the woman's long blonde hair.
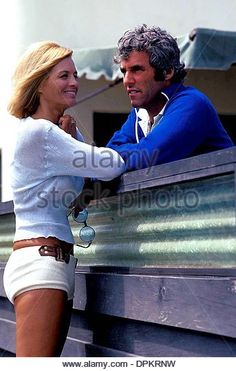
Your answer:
[8,41,73,118]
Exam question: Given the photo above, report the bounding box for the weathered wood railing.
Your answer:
[0,147,236,356]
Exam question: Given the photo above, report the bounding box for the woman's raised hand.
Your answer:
[58,114,77,138]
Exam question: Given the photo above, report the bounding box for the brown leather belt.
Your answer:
[13,237,73,264]
[38,245,71,263]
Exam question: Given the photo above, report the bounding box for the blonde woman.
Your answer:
[3,41,125,356]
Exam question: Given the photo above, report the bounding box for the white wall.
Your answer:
[0,1,23,200]
[5,0,236,52]
[1,0,236,200]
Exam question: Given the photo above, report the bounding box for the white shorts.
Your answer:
[3,245,77,304]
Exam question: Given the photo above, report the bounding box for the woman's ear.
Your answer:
[38,76,48,93]
[38,81,44,93]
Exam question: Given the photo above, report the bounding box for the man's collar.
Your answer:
[162,82,183,99]
[136,83,183,136]
[136,89,170,123]
[137,92,168,136]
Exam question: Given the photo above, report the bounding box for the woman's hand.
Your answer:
[58,114,77,139]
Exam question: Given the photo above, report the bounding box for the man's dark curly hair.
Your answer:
[114,24,186,82]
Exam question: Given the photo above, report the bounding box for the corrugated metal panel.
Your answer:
[0,175,236,267]
[73,174,236,268]
[0,213,14,262]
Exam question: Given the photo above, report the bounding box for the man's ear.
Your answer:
[164,69,174,81]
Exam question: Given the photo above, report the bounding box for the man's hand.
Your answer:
[58,114,77,139]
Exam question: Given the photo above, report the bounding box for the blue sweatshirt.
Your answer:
[107,83,234,171]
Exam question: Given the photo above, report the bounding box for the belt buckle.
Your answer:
[55,246,70,264]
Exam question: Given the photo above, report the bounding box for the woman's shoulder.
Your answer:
[14,117,56,155]
[20,116,54,132]
[18,117,60,145]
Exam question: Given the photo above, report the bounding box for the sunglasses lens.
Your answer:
[79,225,95,243]
[73,209,88,223]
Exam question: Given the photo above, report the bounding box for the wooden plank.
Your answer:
[118,164,234,193]
[0,297,15,321]
[0,265,7,297]
[78,265,236,277]
[67,311,236,357]
[1,265,236,338]
[0,298,15,354]
[0,348,15,357]
[0,201,14,215]
[122,147,236,183]
[1,298,236,357]
[0,318,16,354]
[73,271,236,339]
[1,264,236,340]
[118,147,236,192]
[62,337,136,357]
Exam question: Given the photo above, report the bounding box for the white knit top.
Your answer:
[11,117,125,244]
